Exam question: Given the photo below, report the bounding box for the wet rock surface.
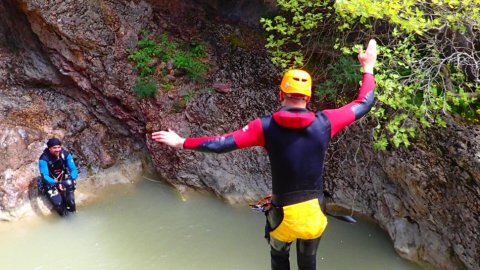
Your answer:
[324,117,479,269]
[0,0,478,269]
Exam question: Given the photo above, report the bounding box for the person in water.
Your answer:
[38,137,78,216]
[152,39,377,270]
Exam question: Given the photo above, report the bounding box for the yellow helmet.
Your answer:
[280,69,312,97]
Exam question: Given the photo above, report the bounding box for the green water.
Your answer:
[0,178,422,270]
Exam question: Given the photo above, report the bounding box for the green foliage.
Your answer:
[260,0,330,68]
[315,56,361,101]
[189,42,207,57]
[334,0,480,34]
[161,81,174,92]
[174,51,208,80]
[447,90,480,123]
[128,31,169,78]
[128,31,208,99]
[133,78,157,98]
[183,90,196,104]
[262,0,480,149]
[175,42,208,79]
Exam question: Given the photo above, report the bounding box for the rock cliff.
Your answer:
[0,0,478,269]
[0,0,147,219]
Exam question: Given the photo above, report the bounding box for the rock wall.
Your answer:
[0,0,147,220]
[0,0,478,269]
[323,117,479,269]
[144,0,279,203]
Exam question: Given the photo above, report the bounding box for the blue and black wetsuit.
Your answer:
[39,148,78,216]
[182,73,375,270]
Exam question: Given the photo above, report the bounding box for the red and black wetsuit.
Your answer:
[184,73,375,197]
[184,73,374,270]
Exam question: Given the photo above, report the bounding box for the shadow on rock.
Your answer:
[27,177,53,217]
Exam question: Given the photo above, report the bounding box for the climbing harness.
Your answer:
[250,194,357,223]
[249,195,272,212]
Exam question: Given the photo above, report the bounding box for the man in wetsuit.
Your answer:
[38,138,78,216]
[152,39,377,270]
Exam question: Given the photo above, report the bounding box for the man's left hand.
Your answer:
[358,39,377,74]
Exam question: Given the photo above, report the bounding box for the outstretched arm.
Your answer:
[152,119,265,153]
[323,39,377,138]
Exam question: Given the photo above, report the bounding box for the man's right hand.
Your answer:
[152,129,185,149]
[358,39,377,74]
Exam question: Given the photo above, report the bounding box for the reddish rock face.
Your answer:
[213,82,231,93]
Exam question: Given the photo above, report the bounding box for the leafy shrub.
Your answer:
[128,31,208,99]
[261,0,480,149]
[315,56,361,102]
[133,79,157,98]
[174,51,208,80]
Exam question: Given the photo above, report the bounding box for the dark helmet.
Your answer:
[47,138,62,148]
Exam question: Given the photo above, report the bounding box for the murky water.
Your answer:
[0,178,422,270]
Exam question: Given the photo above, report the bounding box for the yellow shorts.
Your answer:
[269,198,328,243]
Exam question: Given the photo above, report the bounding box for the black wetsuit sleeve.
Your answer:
[183,118,265,153]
